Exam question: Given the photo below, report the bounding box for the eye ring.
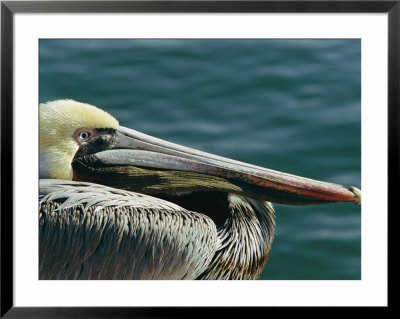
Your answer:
[78,131,91,141]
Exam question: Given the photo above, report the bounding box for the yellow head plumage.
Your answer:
[40,99,119,180]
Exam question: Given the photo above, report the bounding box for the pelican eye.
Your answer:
[78,131,91,141]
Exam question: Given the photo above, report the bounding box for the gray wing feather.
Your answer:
[39,179,218,280]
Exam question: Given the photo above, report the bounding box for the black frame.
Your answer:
[1,1,395,317]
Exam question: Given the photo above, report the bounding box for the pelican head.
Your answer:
[39,99,361,206]
[40,100,119,180]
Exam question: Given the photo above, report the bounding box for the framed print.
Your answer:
[1,0,395,316]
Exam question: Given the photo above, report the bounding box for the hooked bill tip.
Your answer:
[347,186,361,205]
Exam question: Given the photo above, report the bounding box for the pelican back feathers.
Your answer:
[39,180,218,280]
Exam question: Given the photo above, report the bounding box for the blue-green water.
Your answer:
[39,39,361,280]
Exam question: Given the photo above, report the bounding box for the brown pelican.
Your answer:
[39,99,361,280]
